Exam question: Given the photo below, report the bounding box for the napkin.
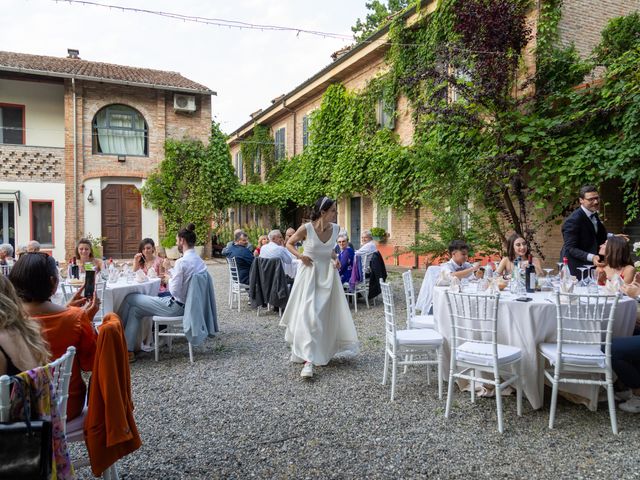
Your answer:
[436,269,452,287]
[448,276,461,292]
[604,276,623,294]
[135,269,148,283]
[147,267,157,279]
[560,276,576,294]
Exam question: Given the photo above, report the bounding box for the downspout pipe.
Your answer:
[72,77,78,243]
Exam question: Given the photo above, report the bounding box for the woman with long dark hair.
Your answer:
[279,197,359,378]
[495,233,543,277]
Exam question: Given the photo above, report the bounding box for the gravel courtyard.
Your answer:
[74,263,640,479]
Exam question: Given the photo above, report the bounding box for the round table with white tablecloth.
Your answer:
[56,277,161,314]
[432,286,638,410]
[102,277,162,314]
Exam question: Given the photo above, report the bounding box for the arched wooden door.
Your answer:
[101,184,141,258]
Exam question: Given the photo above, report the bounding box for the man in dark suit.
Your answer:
[561,185,609,276]
[224,231,254,285]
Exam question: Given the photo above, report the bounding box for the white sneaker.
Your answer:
[615,389,633,402]
[301,362,313,378]
[619,395,640,413]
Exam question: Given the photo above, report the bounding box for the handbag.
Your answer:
[0,378,53,480]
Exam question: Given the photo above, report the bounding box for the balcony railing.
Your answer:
[0,144,65,182]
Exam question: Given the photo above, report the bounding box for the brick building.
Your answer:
[0,49,214,260]
[227,0,638,268]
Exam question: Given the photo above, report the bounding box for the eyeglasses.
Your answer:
[583,196,600,203]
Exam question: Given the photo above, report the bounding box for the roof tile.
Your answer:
[0,50,214,94]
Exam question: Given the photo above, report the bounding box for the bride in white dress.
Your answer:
[280,197,359,378]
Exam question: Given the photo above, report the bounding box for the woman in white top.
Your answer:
[280,197,359,378]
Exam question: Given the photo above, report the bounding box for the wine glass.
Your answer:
[541,268,554,292]
[582,265,594,285]
[576,266,588,288]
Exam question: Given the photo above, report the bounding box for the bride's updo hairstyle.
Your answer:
[311,197,335,221]
[178,223,197,248]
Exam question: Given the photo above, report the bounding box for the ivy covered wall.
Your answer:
[231,0,640,259]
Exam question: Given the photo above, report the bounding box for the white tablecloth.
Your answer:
[284,259,301,279]
[432,287,637,410]
[103,277,161,314]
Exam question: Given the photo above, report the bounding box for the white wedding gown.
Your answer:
[280,222,359,365]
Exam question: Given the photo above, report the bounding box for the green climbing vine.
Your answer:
[232,0,640,257]
[240,125,275,184]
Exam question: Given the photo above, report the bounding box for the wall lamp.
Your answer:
[87,189,94,203]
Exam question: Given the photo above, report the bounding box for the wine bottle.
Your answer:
[525,254,536,293]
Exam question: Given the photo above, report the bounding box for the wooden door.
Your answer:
[102,184,141,258]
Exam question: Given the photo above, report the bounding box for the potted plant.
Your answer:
[371,227,387,242]
[161,236,180,260]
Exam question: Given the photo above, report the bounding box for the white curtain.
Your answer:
[96,108,145,155]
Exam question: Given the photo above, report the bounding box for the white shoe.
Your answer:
[301,362,313,378]
[619,395,640,413]
[615,389,633,402]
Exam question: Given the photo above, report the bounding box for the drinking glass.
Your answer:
[582,265,594,286]
[541,268,554,292]
[577,266,588,287]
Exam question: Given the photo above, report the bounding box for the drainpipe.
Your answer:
[414,206,420,269]
[72,77,78,242]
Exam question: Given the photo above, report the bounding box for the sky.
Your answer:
[0,0,370,133]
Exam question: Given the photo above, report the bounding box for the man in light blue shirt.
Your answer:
[259,230,294,268]
[118,223,206,361]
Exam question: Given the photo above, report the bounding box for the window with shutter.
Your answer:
[274,127,286,161]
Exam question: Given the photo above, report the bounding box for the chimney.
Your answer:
[67,49,80,59]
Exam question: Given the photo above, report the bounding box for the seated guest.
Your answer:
[225,231,254,285]
[118,224,206,361]
[133,238,164,274]
[254,235,269,258]
[285,227,302,250]
[0,276,50,376]
[334,230,355,254]
[259,230,293,268]
[607,281,640,413]
[76,238,103,272]
[133,238,169,296]
[15,245,27,258]
[26,240,41,253]
[222,229,253,255]
[441,240,480,279]
[337,234,355,284]
[9,252,99,420]
[211,234,225,257]
[599,237,635,284]
[495,233,543,277]
[355,230,377,255]
[0,243,15,266]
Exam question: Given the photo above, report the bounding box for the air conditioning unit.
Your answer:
[173,94,196,112]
